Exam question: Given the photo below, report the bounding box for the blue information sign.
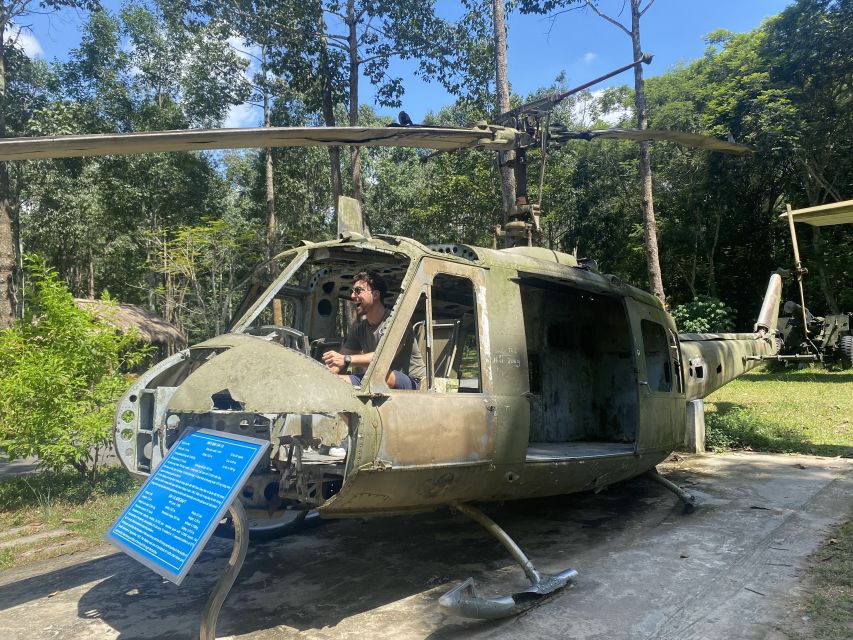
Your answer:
[105,428,269,585]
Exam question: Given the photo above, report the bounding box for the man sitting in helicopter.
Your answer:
[322,270,426,390]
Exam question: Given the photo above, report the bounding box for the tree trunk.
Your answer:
[0,29,18,328]
[318,20,342,217]
[630,0,665,304]
[706,209,721,298]
[347,0,362,204]
[262,47,277,260]
[146,205,157,312]
[811,226,839,314]
[88,246,95,299]
[492,0,516,224]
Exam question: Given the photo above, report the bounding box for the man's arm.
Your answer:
[322,348,373,373]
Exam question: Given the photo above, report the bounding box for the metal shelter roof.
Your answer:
[782,199,853,226]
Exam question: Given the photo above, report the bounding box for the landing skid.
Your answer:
[646,467,698,513]
[439,502,578,620]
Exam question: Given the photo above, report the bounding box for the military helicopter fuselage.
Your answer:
[114,232,780,528]
[0,56,775,618]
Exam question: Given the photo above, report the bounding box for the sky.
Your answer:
[16,0,794,127]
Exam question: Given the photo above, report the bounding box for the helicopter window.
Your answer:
[641,320,672,392]
[430,274,481,393]
[389,273,481,393]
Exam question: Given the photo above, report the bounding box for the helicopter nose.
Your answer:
[166,334,363,415]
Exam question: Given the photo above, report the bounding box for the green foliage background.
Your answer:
[671,296,736,333]
[4,0,852,339]
[0,258,148,482]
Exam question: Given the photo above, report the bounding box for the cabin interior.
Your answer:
[519,277,639,460]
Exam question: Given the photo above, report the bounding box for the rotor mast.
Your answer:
[495,54,653,248]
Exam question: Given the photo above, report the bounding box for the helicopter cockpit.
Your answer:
[232,245,411,369]
[230,243,482,394]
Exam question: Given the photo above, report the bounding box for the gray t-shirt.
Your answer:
[343,308,426,382]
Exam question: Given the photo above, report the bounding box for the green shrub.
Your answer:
[0,257,149,484]
[672,296,736,333]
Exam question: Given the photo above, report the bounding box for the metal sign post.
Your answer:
[199,499,249,640]
[106,429,269,639]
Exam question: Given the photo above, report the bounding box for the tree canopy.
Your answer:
[3,0,851,339]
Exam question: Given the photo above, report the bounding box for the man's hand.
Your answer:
[323,350,345,374]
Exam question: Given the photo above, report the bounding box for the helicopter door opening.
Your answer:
[371,261,494,467]
[519,279,638,460]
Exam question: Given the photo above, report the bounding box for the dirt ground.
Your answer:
[0,451,850,640]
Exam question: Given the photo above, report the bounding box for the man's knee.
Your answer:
[388,370,416,390]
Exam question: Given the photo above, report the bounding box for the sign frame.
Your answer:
[105,428,269,585]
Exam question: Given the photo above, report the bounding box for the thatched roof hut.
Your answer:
[74,299,187,357]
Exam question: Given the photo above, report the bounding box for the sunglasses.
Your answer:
[351,286,372,295]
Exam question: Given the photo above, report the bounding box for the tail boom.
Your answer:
[679,273,782,400]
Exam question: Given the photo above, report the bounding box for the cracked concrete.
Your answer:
[0,451,849,640]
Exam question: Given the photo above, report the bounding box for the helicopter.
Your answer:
[0,56,782,623]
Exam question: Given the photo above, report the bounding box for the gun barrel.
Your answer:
[754,273,783,336]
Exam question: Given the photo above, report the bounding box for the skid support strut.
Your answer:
[646,468,698,513]
[439,502,578,620]
[200,500,248,640]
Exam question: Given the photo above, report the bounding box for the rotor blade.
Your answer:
[563,128,754,155]
[496,53,653,125]
[0,125,529,161]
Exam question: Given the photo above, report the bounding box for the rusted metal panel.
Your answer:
[167,334,362,415]
[481,267,533,465]
[376,394,495,466]
[320,448,672,517]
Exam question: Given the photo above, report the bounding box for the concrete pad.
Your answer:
[0,451,849,640]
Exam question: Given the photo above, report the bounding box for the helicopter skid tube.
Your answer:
[439,502,578,620]
[646,468,698,513]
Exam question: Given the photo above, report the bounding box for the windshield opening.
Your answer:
[232,246,411,363]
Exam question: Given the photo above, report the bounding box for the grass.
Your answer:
[704,368,853,457]
[0,466,138,570]
[803,518,853,640]
[706,366,853,639]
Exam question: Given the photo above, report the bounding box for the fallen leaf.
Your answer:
[680,554,689,559]
[828,538,838,545]
[794,463,807,469]
[61,518,82,524]
[48,591,59,598]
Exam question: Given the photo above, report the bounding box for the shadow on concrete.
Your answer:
[2,453,849,639]
[44,480,666,638]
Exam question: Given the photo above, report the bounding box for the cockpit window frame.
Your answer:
[231,249,310,332]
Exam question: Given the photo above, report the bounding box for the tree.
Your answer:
[492,0,515,221]
[581,0,664,303]
[21,4,249,313]
[1,0,99,328]
[150,214,262,341]
[365,101,502,245]
[315,0,486,204]
[0,257,148,484]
